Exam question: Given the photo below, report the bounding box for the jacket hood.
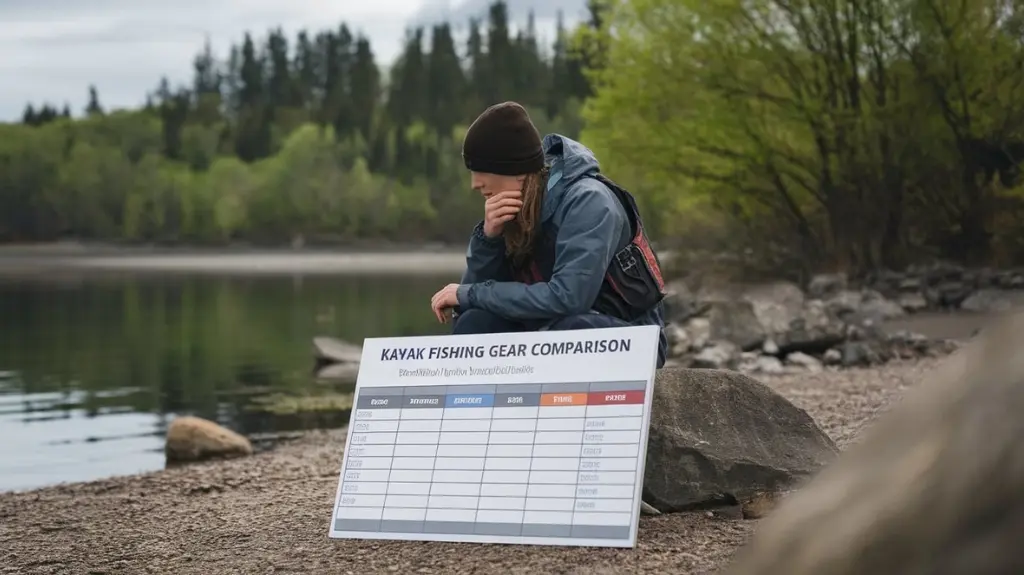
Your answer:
[540,134,602,220]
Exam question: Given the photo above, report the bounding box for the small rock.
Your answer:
[693,341,738,369]
[960,288,1024,313]
[685,317,712,350]
[897,292,928,312]
[807,273,847,299]
[822,348,842,365]
[762,338,779,355]
[785,352,822,372]
[165,416,253,466]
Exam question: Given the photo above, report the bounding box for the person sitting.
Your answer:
[429,101,669,368]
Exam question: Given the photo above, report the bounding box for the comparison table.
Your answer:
[331,380,650,544]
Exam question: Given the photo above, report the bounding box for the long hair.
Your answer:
[504,165,550,266]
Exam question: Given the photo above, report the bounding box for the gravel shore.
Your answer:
[0,358,941,575]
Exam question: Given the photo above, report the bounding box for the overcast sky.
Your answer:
[0,0,586,121]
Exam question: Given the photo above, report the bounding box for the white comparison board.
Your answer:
[328,324,661,548]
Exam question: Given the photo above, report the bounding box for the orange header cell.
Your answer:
[540,393,588,407]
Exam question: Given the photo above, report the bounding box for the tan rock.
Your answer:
[165,416,253,466]
[725,311,1024,575]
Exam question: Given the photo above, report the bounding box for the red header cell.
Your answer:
[587,390,645,405]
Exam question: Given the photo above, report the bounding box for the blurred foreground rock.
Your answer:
[643,368,837,517]
[165,416,253,466]
[724,311,1024,575]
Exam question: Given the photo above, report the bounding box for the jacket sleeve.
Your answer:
[455,183,626,320]
[460,220,510,285]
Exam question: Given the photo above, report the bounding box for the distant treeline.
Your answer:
[3,1,602,245]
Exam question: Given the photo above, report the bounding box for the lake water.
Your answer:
[0,265,457,493]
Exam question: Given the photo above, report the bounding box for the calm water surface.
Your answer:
[0,271,452,493]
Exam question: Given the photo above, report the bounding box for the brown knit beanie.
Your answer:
[462,102,545,175]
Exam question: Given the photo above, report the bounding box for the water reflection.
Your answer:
[0,272,453,492]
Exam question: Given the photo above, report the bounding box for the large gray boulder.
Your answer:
[643,368,838,514]
[724,311,1024,575]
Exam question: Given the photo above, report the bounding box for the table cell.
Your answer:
[343,469,390,483]
[481,483,528,497]
[493,393,540,408]
[442,407,494,421]
[396,431,439,444]
[527,483,575,499]
[585,404,643,418]
[350,432,397,446]
[478,496,525,510]
[475,509,524,524]
[387,482,431,495]
[537,405,588,419]
[440,418,491,433]
[525,497,574,512]
[523,510,573,525]
[572,511,632,526]
[485,444,533,458]
[445,393,495,408]
[570,525,631,540]
[351,419,400,433]
[582,430,640,444]
[484,457,532,471]
[394,444,437,458]
[335,506,383,521]
[344,457,392,470]
[579,457,637,472]
[339,493,386,508]
[586,390,644,406]
[437,444,487,458]
[400,407,445,421]
[531,457,580,472]
[388,469,432,483]
[482,470,530,484]
[533,443,583,458]
[527,470,578,484]
[354,408,402,421]
[535,431,583,444]
[425,508,476,523]
[438,431,489,445]
[385,494,428,508]
[583,416,642,431]
[403,394,445,410]
[427,495,479,509]
[580,444,638,458]
[391,457,434,470]
[577,471,636,484]
[588,381,647,392]
[345,444,394,458]
[489,418,537,432]
[356,395,401,410]
[382,507,426,522]
[575,484,635,499]
[341,481,388,495]
[430,482,480,496]
[491,406,541,419]
[574,498,634,513]
[432,469,483,483]
[397,419,442,432]
[488,431,535,445]
[536,417,586,432]
[539,393,588,407]
[434,457,485,470]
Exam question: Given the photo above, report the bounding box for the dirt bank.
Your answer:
[0,358,940,574]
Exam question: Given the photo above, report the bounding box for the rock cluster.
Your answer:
[661,269,980,372]
[859,261,1024,312]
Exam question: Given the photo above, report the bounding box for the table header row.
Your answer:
[356,388,646,410]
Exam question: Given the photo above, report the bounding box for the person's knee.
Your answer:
[452,309,518,335]
[547,313,626,331]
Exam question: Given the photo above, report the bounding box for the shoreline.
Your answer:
[0,358,942,574]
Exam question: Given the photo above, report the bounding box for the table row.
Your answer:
[342,469,638,485]
[350,430,641,446]
[356,381,646,410]
[353,404,643,421]
[335,507,632,529]
[352,415,642,433]
[333,518,630,541]
[338,494,634,513]
[340,481,634,499]
[347,442,639,458]
[346,456,638,472]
